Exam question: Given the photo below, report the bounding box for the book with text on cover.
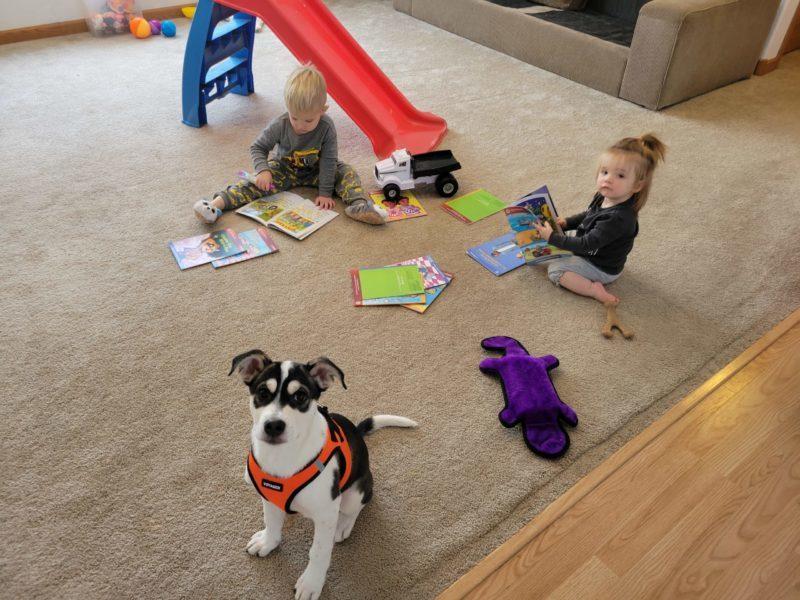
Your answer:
[211,228,278,268]
[369,191,427,221]
[466,231,526,276]
[442,189,506,223]
[349,267,426,306]
[168,228,244,270]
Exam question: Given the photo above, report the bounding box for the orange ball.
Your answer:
[132,18,152,39]
[129,17,145,34]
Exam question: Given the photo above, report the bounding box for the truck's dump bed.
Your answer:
[411,150,461,178]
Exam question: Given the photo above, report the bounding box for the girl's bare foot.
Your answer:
[590,281,619,304]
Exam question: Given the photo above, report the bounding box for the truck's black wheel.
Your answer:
[436,174,458,197]
[383,184,401,200]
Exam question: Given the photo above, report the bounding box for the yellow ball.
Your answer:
[133,19,151,39]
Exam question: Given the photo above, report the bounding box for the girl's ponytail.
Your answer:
[607,133,667,213]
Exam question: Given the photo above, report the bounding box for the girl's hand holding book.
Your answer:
[534,220,553,242]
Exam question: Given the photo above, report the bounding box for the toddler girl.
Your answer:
[534,134,666,304]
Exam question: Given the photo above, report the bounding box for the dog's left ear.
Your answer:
[307,357,347,391]
[229,350,271,384]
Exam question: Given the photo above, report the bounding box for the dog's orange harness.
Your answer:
[247,411,353,514]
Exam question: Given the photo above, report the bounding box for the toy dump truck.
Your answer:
[374,148,461,200]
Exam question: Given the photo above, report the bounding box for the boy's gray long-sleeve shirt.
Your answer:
[250,113,338,197]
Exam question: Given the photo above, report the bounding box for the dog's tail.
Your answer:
[357,415,417,436]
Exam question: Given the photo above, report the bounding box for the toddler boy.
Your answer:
[194,64,385,225]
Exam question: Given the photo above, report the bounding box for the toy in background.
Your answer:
[129,16,151,38]
[161,20,177,37]
[374,148,461,200]
[479,336,578,459]
[128,17,177,39]
[84,0,140,36]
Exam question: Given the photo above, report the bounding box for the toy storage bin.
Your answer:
[83,0,141,36]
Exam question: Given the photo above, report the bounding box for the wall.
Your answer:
[0,0,178,30]
[762,0,800,58]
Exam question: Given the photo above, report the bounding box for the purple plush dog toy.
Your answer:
[479,336,578,458]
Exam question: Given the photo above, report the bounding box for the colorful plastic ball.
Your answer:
[129,17,145,34]
[148,19,161,35]
[161,20,177,37]
[132,18,152,38]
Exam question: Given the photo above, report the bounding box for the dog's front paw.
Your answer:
[246,529,279,557]
[294,567,325,600]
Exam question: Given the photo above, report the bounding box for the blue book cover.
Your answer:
[466,231,525,276]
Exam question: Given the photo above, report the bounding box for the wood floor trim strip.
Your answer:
[0,6,185,46]
[438,306,800,600]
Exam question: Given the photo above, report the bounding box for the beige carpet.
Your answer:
[2,1,799,598]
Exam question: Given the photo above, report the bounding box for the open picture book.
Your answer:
[506,185,572,264]
[236,191,338,240]
[468,185,572,275]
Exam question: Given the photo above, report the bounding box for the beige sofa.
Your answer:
[393,0,779,109]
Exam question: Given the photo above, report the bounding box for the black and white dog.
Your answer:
[230,350,416,600]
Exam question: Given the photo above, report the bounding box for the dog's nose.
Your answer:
[263,420,286,437]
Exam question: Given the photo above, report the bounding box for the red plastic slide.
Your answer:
[215,0,447,158]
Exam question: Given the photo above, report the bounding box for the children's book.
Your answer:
[466,231,526,276]
[211,228,278,268]
[236,191,338,240]
[402,271,454,313]
[506,185,572,265]
[350,256,450,307]
[390,255,449,288]
[441,189,506,224]
[369,191,427,221]
[356,265,426,300]
[349,269,425,306]
[169,228,245,270]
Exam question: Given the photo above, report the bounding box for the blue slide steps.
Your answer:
[182,0,256,127]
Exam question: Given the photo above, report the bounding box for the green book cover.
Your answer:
[443,189,506,223]
[358,265,425,300]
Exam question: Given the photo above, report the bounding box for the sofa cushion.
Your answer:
[407,0,629,96]
[585,0,651,22]
[531,0,589,9]
[486,0,588,9]
[530,8,637,46]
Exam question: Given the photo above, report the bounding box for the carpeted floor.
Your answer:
[1,1,799,598]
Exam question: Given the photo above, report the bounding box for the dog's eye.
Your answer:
[257,387,271,402]
[293,390,308,405]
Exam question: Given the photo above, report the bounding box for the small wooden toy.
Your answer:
[602,301,634,339]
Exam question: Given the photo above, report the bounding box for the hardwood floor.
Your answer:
[439,308,800,600]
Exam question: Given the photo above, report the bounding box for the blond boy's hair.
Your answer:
[599,133,667,214]
[284,64,327,115]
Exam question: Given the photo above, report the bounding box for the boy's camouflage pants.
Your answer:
[215,159,366,210]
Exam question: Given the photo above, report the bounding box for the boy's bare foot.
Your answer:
[590,281,619,304]
[344,199,386,225]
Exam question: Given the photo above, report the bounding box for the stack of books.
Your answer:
[349,255,453,313]
[168,227,279,270]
